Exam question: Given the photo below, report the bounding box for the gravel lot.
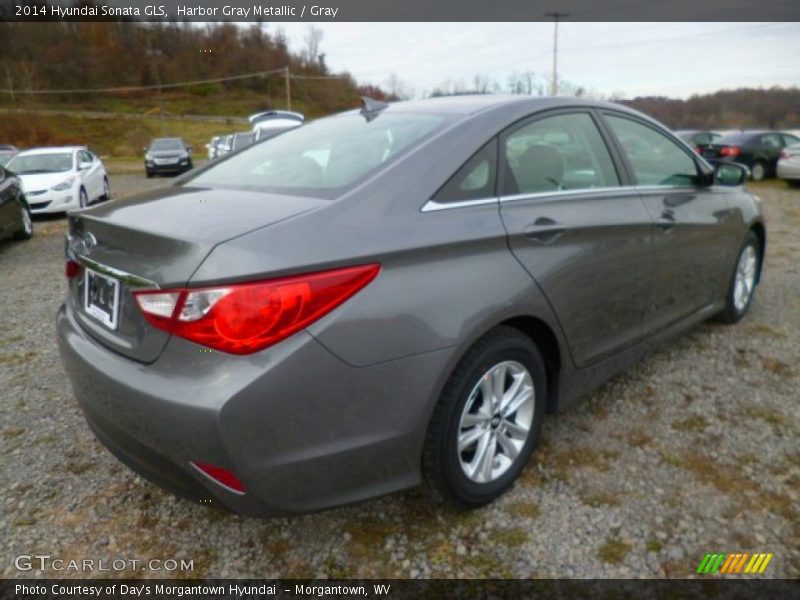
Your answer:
[1,176,798,579]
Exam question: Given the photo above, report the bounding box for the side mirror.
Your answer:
[79,161,92,171]
[715,162,749,186]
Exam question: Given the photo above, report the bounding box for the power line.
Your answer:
[0,66,351,95]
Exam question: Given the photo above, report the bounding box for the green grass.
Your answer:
[597,536,632,565]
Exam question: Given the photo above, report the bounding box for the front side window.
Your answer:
[188,112,445,198]
[605,115,699,186]
[502,112,620,195]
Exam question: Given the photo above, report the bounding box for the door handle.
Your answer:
[656,209,676,231]
[524,217,567,243]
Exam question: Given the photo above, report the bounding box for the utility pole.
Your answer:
[284,66,291,111]
[545,12,569,96]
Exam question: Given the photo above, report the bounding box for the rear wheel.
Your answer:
[13,203,33,241]
[719,231,760,323]
[750,161,767,182]
[423,326,546,508]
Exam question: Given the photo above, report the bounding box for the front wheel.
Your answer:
[422,326,546,508]
[750,161,767,182]
[14,203,33,241]
[719,231,760,324]
[78,187,88,208]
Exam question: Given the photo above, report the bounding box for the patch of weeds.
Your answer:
[671,415,709,432]
[0,335,23,348]
[463,553,513,578]
[579,491,621,508]
[660,452,683,467]
[762,358,793,378]
[627,430,652,448]
[3,427,25,439]
[508,502,540,520]
[0,350,37,366]
[14,517,37,526]
[346,517,401,560]
[598,535,631,565]
[65,461,96,475]
[494,527,529,547]
[747,406,788,426]
[748,323,787,338]
[646,539,663,552]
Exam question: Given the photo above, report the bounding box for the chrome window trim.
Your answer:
[421,184,704,212]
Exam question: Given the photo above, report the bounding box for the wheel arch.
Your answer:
[749,221,766,284]
[498,315,562,414]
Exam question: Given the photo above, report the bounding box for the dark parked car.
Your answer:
[144,138,193,178]
[0,145,18,167]
[0,166,33,242]
[674,130,721,154]
[701,130,800,181]
[58,96,764,515]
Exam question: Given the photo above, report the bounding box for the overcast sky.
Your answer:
[275,22,800,98]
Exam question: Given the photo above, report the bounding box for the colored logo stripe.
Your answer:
[697,552,773,574]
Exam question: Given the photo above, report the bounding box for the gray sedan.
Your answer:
[57,96,764,515]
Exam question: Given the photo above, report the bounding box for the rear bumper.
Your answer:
[56,302,451,516]
[777,161,800,180]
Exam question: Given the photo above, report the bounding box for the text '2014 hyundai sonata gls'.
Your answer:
[58,96,765,515]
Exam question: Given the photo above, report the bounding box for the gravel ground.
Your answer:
[1,177,798,579]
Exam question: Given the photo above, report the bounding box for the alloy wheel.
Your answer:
[457,360,535,484]
[733,244,757,312]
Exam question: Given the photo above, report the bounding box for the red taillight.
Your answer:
[693,146,701,154]
[65,259,81,279]
[720,146,741,157]
[133,264,380,355]
[191,461,246,493]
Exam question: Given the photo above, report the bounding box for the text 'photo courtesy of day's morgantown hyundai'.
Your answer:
[1,1,799,595]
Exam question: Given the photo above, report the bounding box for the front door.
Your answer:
[498,110,654,368]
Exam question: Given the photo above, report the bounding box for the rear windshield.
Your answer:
[150,139,184,151]
[7,153,73,174]
[186,112,445,198]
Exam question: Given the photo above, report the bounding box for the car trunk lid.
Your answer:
[66,185,327,363]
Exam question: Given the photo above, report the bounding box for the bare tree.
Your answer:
[304,26,324,64]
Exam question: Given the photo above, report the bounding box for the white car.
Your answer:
[250,110,304,141]
[6,146,110,214]
[777,143,800,186]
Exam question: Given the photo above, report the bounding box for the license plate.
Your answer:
[155,158,177,165]
[84,269,120,330]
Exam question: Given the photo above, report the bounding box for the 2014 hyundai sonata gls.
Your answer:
[58,96,765,515]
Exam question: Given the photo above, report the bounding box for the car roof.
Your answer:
[16,146,85,155]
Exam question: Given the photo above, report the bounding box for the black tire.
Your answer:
[102,177,111,201]
[422,326,546,508]
[78,187,88,208]
[718,231,760,324]
[146,170,154,179]
[13,203,33,241]
[750,161,767,182]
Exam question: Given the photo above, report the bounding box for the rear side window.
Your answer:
[604,115,699,186]
[761,134,782,149]
[502,112,619,195]
[433,139,497,202]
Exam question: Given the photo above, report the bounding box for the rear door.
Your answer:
[498,110,653,367]
[601,112,736,332]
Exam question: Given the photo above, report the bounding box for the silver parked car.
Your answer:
[777,143,800,186]
[58,96,764,515]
